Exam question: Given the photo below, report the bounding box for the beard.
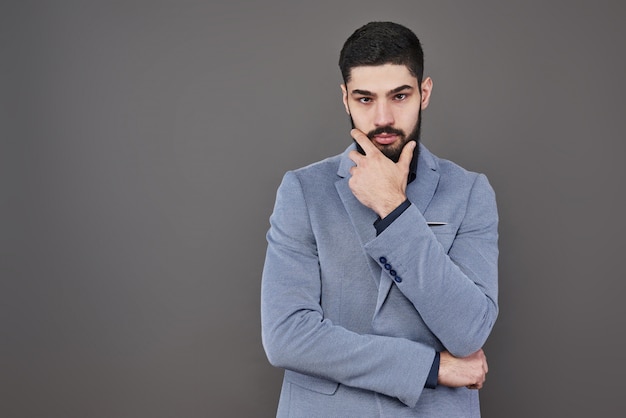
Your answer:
[350,108,422,163]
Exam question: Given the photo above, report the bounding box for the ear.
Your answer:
[420,77,433,110]
[340,83,350,115]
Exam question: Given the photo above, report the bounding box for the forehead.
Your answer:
[346,64,418,91]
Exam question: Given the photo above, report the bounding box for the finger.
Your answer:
[350,128,378,155]
[397,140,416,169]
[348,150,364,165]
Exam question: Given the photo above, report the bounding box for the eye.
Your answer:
[394,93,407,101]
[358,97,372,104]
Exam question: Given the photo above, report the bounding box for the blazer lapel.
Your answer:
[335,144,379,240]
[407,144,440,215]
[336,145,380,284]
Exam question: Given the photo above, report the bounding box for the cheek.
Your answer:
[349,112,371,130]
[400,111,420,131]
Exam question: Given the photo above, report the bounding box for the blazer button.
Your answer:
[394,276,403,283]
[384,263,392,270]
[390,270,397,276]
[379,257,387,264]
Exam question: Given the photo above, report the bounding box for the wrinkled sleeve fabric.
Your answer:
[261,171,435,407]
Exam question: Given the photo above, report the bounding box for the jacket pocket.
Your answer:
[284,370,339,395]
[428,223,458,252]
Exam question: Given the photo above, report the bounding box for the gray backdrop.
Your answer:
[3,1,625,417]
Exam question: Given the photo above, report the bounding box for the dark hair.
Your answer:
[339,21,424,85]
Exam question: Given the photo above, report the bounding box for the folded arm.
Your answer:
[261,171,436,407]
[364,173,499,357]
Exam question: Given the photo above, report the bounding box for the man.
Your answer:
[261,21,498,417]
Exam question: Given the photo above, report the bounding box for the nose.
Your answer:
[374,101,394,126]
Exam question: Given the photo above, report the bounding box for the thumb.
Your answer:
[397,140,416,170]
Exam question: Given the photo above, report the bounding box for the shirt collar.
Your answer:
[408,141,420,184]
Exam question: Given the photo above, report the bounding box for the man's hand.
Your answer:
[348,129,416,218]
[438,349,488,390]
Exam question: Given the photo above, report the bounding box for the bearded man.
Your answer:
[261,21,499,417]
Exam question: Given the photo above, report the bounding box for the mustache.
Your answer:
[366,126,406,139]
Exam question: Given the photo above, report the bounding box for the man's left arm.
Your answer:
[348,129,498,358]
[364,173,498,357]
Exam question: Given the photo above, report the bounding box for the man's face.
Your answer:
[341,64,432,162]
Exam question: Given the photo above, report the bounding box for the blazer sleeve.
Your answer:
[261,171,435,408]
[364,173,499,357]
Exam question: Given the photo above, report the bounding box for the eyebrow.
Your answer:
[351,85,414,97]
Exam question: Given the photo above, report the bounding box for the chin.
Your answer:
[379,140,409,162]
[380,147,403,162]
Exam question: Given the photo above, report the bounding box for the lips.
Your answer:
[373,134,399,145]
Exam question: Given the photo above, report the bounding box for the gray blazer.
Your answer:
[261,143,498,417]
